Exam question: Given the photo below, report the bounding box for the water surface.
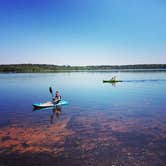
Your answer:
[0,71,166,166]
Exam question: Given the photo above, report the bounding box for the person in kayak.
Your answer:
[111,76,116,81]
[53,91,61,103]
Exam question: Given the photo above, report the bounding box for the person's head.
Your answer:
[56,91,60,96]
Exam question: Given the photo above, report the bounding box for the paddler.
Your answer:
[111,76,116,81]
[53,91,61,104]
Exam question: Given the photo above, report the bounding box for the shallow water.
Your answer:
[0,71,166,166]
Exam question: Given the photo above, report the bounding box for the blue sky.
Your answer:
[0,0,165,65]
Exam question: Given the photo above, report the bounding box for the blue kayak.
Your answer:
[33,100,69,108]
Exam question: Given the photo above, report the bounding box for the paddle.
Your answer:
[49,86,54,99]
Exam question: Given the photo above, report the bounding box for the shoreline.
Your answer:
[0,64,166,73]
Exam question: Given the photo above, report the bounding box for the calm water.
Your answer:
[0,71,166,166]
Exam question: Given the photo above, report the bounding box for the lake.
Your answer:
[0,71,166,166]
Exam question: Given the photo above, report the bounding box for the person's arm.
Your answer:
[57,95,61,100]
[54,95,61,102]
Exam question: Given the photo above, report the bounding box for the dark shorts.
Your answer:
[53,100,61,104]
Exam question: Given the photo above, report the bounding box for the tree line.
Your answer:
[0,64,166,73]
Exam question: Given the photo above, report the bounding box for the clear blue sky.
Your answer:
[0,0,165,65]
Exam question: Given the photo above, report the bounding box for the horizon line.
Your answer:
[0,63,166,67]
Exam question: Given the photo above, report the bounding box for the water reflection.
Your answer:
[111,82,116,87]
[50,106,62,124]
[33,106,62,124]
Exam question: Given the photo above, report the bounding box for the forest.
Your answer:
[0,64,166,73]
